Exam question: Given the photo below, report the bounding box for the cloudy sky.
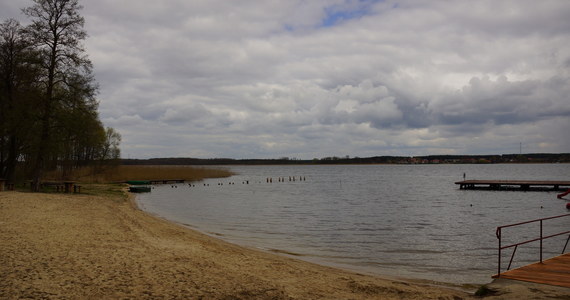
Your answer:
[2,0,570,159]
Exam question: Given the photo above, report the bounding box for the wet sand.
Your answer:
[0,188,565,299]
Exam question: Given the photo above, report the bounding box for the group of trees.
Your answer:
[0,0,120,190]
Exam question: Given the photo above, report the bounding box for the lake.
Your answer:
[135,164,569,285]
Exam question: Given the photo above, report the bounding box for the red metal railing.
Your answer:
[495,213,570,277]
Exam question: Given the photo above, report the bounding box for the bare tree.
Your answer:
[23,0,93,191]
[102,127,121,161]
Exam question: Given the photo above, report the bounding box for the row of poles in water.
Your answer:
[180,176,307,187]
[266,176,306,183]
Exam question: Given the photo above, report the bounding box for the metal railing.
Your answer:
[495,213,570,276]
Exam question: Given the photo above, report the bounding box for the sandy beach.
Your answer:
[0,187,567,299]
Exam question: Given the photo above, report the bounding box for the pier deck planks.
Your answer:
[455,180,570,191]
[493,253,570,288]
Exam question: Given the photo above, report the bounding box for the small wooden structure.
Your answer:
[493,214,570,288]
[149,179,185,184]
[0,178,5,191]
[125,179,185,193]
[63,181,76,193]
[125,179,184,185]
[456,180,570,191]
[493,253,570,288]
[31,181,79,193]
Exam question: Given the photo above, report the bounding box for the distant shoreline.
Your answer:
[122,153,570,166]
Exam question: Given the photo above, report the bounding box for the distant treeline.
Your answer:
[122,153,570,166]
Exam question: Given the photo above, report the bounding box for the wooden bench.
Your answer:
[40,182,65,192]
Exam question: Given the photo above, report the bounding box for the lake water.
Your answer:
[135,164,569,285]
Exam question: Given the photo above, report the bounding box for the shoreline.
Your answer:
[133,194,475,293]
[1,186,567,299]
[137,201,479,292]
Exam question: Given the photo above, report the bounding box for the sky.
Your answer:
[2,0,570,159]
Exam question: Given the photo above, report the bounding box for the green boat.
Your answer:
[126,180,151,185]
[129,186,151,193]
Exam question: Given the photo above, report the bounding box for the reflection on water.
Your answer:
[136,164,569,285]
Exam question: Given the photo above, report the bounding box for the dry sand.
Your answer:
[0,187,566,299]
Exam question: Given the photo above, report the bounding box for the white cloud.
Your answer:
[2,0,569,158]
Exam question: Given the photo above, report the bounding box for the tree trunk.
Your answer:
[31,76,53,192]
[31,123,48,192]
[5,135,18,182]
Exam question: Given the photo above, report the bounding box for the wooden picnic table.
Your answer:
[29,181,79,193]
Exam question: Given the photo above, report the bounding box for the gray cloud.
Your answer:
[2,0,569,158]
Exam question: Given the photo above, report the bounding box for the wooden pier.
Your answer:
[493,253,570,288]
[148,179,185,184]
[125,179,185,185]
[455,180,570,191]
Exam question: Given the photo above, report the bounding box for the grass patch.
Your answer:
[12,165,232,195]
[474,285,498,297]
[79,183,129,201]
[44,165,234,183]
